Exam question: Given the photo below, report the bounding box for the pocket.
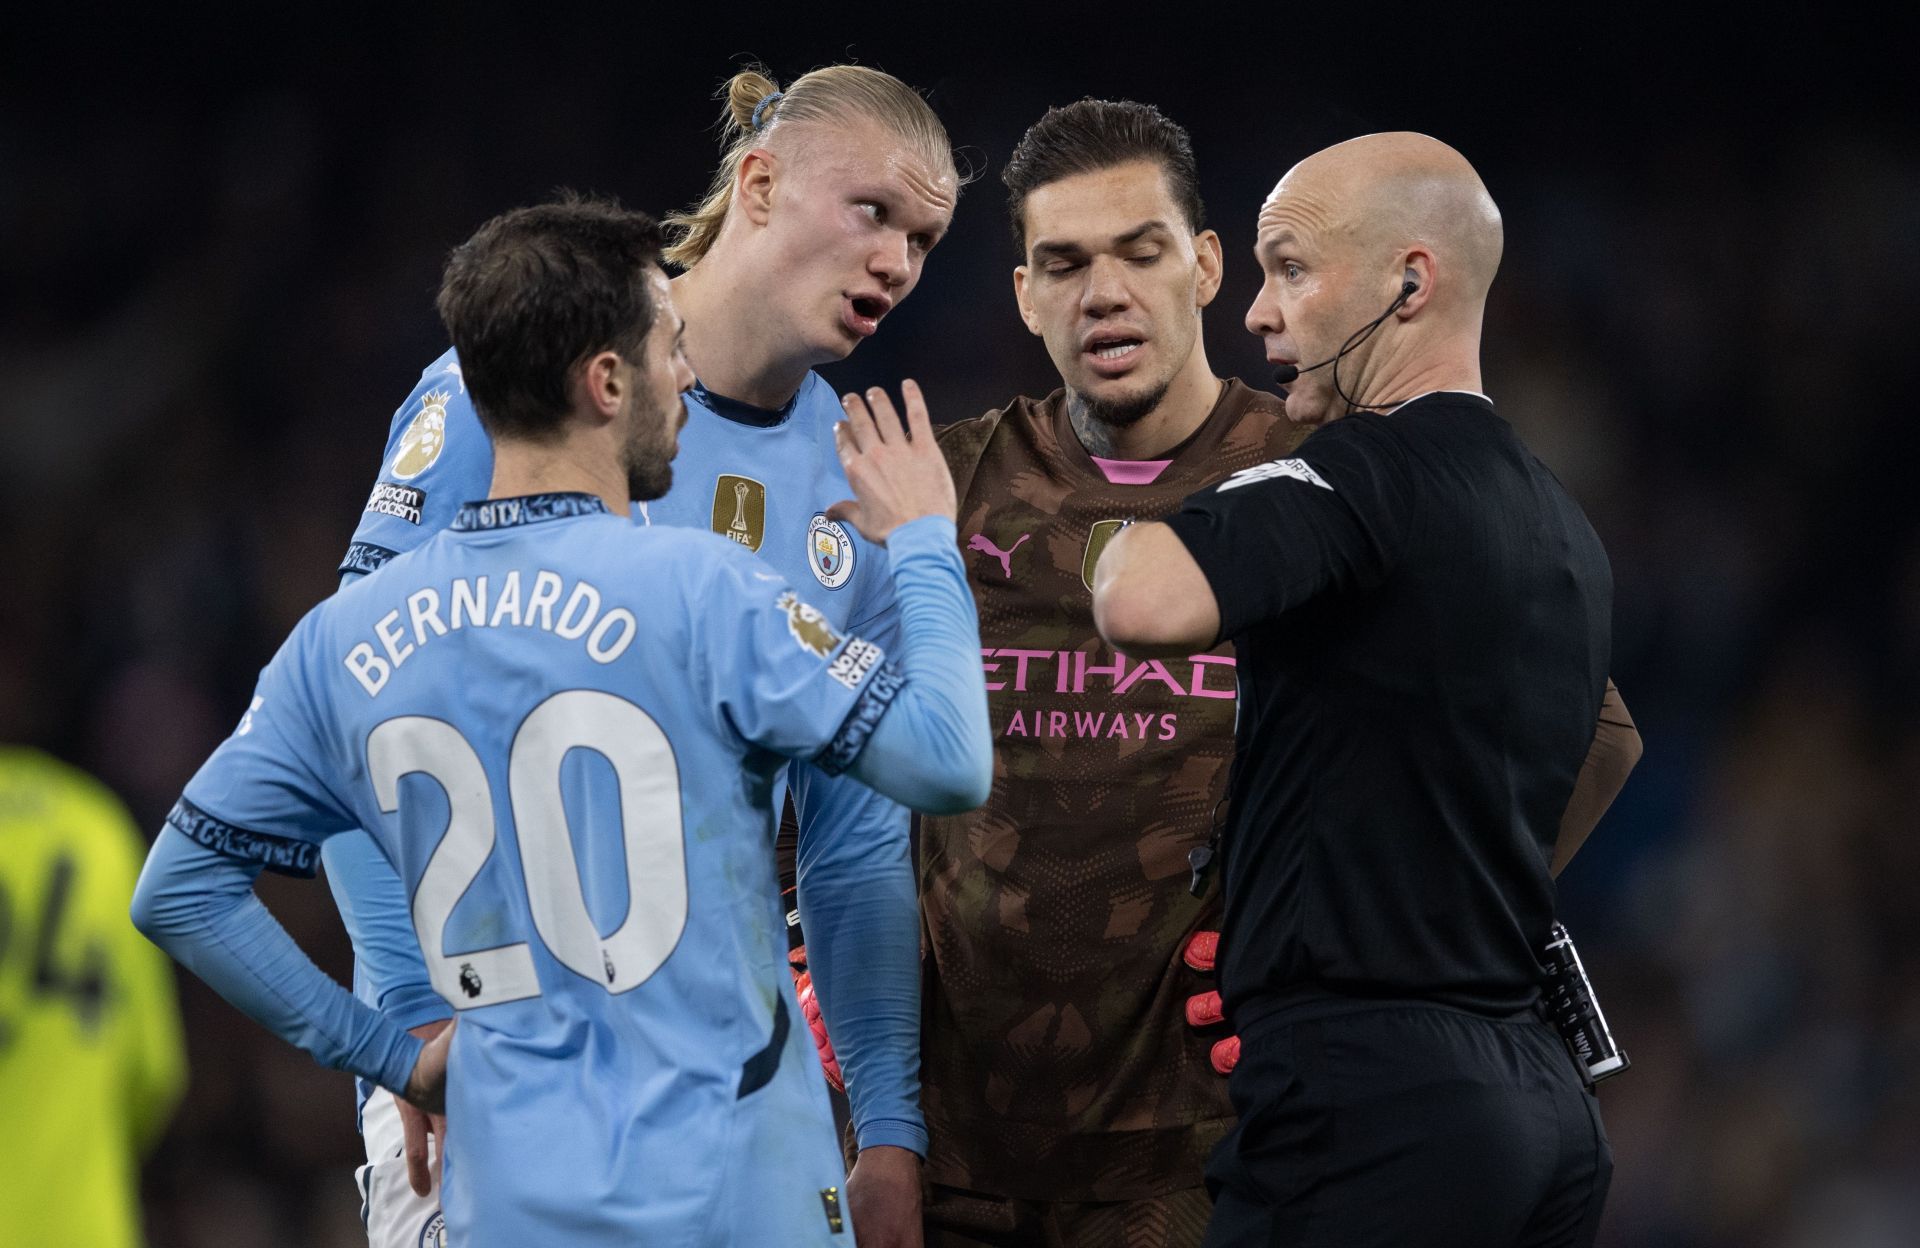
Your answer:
[1220,1020,1329,1208]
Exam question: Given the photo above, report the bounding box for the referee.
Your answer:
[1092,132,1640,1247]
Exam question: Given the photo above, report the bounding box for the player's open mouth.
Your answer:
[1084,337,1145,376]
[841,294,890,339]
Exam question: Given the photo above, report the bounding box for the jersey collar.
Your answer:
[452,492,610,531]
[1048,378,1258,487]
[1387,389,1493,412]
[691,377,799,428]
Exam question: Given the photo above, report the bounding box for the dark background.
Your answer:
[4,7,1916,1244]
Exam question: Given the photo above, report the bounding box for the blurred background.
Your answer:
[3,7,1916,1245]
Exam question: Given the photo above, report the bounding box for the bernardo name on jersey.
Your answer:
[343,564,640,696]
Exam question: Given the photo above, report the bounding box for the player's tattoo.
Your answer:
[1066,386,1176,458]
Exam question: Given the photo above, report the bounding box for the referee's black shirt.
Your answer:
[1163,392,1610,1019]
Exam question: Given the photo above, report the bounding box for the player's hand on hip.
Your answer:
[828,380,956,545]
[396,1095,448,1198]
[399,1019,453,1196]
[1182,930,1241,1075]
[844,1145,924,1248]
[402,1016,455,1114]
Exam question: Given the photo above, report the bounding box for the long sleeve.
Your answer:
[838,516,993,811]
[793,514,993,1154]
[320,831,449,1031]
[131,826,425,1095]
[790,765,923,1154]
[777,515,991,1155]
[105,806,188,1155]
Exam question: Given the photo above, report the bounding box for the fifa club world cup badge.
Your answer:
[392,390,452,480]
[808,514,855,589]
[711,474,767,552]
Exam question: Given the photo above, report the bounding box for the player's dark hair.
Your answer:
[436,194,665,443]
[1002,98,1206,254]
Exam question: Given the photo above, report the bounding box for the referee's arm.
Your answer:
[1552,679,1642,875]
[1097,419,1415,656]
[1091,521,1221,657]
[1094,526,1645,873]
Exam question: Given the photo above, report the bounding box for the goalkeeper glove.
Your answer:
[784,887,846,1093]
[788,943,845,1091]
[1182,930,1240,1076]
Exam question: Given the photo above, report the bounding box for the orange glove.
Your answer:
[788,944,845,1092]
[1182,930,1240,1076]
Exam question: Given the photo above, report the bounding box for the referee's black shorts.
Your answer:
[1202,996,1612,1248]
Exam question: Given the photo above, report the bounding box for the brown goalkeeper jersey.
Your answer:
[921,379,1304,1201]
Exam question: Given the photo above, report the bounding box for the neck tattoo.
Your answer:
[1067,393,1123,459]
[1067,378,1223,460]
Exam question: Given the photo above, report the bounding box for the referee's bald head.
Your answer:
[1282,133,1502,303]
[1248,132,1503,425]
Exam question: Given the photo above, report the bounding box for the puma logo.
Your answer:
[967,532,1031,579]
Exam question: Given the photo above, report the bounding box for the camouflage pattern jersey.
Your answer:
[921,379,1305,1201]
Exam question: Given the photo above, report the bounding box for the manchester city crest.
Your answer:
[392,390,452,480]
[807,514,855,589]
[419,1211,447,1247]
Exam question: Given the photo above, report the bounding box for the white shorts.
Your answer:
[355,1092,448,1248]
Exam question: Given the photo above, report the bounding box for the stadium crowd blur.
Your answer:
[3,14,1914,1247]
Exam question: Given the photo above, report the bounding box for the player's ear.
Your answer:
[1012,265,1042,337]
[736,148,777,228]
[574,351,624,422]
[1194,229,1225,310]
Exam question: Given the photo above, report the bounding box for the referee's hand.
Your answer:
[829,380,957,544]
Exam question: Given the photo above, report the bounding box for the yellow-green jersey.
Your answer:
[0,748,185,1248]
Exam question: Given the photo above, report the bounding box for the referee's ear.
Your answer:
[1397,251,1436,317]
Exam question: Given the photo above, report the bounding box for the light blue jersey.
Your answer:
[339,350,491,578]
[343,354,894,646]
[331,351,925,1154]
[641,372,897,640]
[166,494,917,1245]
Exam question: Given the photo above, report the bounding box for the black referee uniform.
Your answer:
[1163,391,1614,1248]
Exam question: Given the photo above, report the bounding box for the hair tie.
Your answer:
[750,92,783,132]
